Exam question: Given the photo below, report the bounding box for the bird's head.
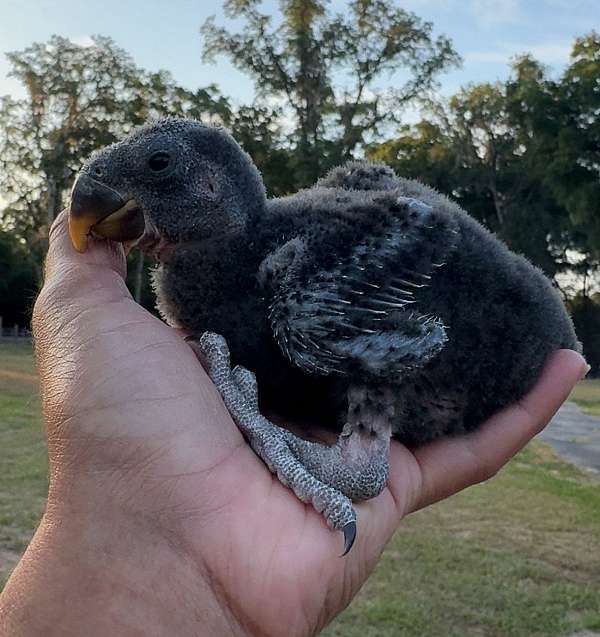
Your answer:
[68,118,266,257]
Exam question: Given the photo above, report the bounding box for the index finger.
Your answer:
[407,348,588,513]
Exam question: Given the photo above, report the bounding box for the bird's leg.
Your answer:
[228,369,391,502]
[283,386,392,502]
[190,332,358,555]
[207,339,391,503]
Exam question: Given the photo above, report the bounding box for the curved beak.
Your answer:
[68,173,145,252]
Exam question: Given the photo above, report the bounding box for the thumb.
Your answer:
[32,211,137,404]
[42,209,129,298]
[32,210,132,340]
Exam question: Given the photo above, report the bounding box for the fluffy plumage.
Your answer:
[70,118,580,552]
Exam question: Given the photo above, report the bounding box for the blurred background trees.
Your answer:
[201,0,459,186]
[0,35,233,306]
[368,32,600,368]
[0,2,598,368]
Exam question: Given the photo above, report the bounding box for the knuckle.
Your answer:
[31,275,72,333]
[31,282,60,337]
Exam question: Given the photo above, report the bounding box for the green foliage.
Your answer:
[1,36,141,257]
[544,33,600,258]
[202,0,460,186]
[0,231,38,327]
[368,120,456,196]
[569,293,600,374]
[0,35,233,272]
[1,19,599,350]
[369,36,600,286]
[0,35,244,315]
[372,81,564,276]
[570,378,600,416]
[229,104,297,196]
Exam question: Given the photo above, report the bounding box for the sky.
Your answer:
[0,0,599,109]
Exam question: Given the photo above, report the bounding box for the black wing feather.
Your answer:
[261,192,459,379]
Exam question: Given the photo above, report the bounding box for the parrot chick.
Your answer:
[68,118,580,555]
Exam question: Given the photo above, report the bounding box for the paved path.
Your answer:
[538,401,600,481]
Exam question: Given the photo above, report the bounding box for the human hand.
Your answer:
[0,212,587,637]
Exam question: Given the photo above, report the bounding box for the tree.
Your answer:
[0,230,38,328]
[540,33,600,259]
[369,70,574,278]
[0,35,142,270]
[201,0,460,187]
[0,36,234,247]
[569,292,600,374]
[229,104,296,196]
[371,33,600,367]
[0,35,233,299]
[367,120,456,194]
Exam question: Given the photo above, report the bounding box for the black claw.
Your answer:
[340,521,357,556]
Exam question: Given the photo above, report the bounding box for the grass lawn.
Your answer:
[571,379,600,417]
[0,340,46,586]
[1,340,600,636]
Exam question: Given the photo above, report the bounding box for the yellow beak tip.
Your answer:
[68,214,93,253]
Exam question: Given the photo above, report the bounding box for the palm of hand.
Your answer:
[31,213,585,637]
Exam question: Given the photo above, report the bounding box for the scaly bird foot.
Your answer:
[190,332,357,555]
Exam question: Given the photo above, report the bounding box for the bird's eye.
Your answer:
[148,151,171,173]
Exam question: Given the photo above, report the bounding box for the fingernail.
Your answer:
[580,363,591,379]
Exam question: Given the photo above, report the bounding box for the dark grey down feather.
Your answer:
[70,118,580,551]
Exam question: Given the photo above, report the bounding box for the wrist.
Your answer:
[0,498,249,637]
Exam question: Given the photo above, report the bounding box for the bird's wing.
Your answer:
[316,160,401,192]
[261,192,460,378]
